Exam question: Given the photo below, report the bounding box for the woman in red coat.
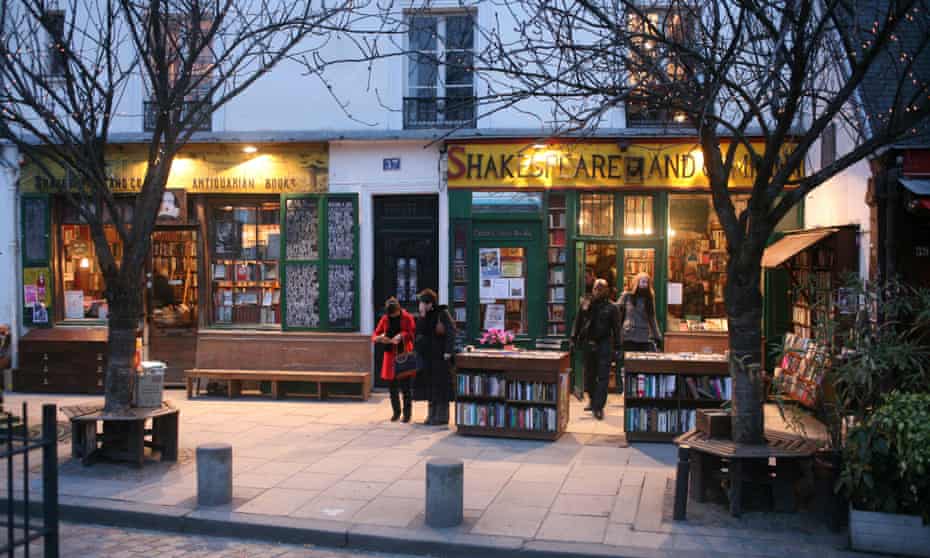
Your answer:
[372,297,417,422]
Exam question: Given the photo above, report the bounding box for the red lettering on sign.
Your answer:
[448,146,466,179]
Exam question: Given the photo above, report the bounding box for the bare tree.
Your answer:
[0,0,380,412]
[476,0,930,443]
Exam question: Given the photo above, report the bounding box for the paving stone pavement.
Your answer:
[2,521,427,558]
[1,390,851,558]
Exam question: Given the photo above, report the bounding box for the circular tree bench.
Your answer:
[63,402,179,468]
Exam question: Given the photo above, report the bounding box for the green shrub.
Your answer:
[840,392,930,523]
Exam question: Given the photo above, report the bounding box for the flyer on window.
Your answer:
[483,303,505,331]
[478,248,501,279]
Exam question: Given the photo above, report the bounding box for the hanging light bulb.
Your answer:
[80,257,90,269]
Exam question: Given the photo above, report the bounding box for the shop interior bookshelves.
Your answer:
[546,193,567,337]
[454,351,569,441]
[623,354,729,443]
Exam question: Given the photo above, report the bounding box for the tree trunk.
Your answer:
[726,258,766,445]
[104,273,143,412]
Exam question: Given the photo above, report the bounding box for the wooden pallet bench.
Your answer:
[674,429,818,517]
[184,369,371,401]
[63,402,179,468]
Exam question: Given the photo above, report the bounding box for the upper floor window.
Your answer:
[625,5,695,127]
[144,10,214,132]
[405,12,476,129]
[44,11,67,77]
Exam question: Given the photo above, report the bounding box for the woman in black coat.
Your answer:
[413,289,455,426]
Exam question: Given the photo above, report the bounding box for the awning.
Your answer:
[900,178,930,196]
[761,228,839,268]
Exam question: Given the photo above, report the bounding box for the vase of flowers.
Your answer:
[480,328,515,350]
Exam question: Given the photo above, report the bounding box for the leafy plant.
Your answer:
[839,392,930,522]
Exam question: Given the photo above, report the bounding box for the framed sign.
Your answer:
[157,190,186,223]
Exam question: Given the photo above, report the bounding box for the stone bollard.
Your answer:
[197,443,232,507]
[425,458,463,528]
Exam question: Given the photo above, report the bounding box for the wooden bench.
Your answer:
[63,402,179,468]
[674,429,817,517]
[185,369,371,401]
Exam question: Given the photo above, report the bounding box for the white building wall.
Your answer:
[0,144,20,368]
[328,140,447,334]
[805,124,872,279]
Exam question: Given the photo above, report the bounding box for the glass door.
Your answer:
[570,240,619,397]
[147,228,199,385]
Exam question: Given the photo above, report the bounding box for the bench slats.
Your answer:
[185,369,370,401]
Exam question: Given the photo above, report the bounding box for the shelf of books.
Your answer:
[546,194,568,337]
[773,333,829,409]
[454,350,570,441]
[623,352,730,442]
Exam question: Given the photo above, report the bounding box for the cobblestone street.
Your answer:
[9,521,424,558]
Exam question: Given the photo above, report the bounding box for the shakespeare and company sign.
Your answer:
[20,143,329,194]
[447,141,802,189]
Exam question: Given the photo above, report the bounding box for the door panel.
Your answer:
[372,196,438,386]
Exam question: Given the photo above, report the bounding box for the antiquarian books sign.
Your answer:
[447,141,802,189]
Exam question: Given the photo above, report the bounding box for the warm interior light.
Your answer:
[533,143,547,149]
[80,257,90,269]
[242,145,258,154]
[690,148,704,170]
[668,228,676,237]
[673,113,686,123]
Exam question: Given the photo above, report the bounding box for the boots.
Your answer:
[402,397,412,423]
[434,401,449,426]
[423,402,435,425]
[390,389,401,422]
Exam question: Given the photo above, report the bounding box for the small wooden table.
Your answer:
[674,429,817,517]
[64,402,179,468]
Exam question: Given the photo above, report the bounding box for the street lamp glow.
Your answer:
[242,145,258,154]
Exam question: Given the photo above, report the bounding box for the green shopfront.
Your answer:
[445,139,801,393]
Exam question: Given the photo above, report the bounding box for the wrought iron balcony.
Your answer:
[403,96,476,129]
[143,100,213,132]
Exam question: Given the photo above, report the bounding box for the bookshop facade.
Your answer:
[446,138,802,387]
[17,142,368,389]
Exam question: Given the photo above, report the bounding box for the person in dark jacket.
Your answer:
[617,273,663,352]
[570,279,621,420]
[414,289,455,426]
[372,297,417,422]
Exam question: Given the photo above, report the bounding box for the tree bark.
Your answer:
[104,273,143,412]
[726,254,766,445]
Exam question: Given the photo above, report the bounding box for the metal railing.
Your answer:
[403,97,476,129]
[0,404,59,558]
[143,100,212,132]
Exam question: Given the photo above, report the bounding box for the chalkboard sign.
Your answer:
[328,199,354,260]
[285,263,320,328]
[22,198,49,264]
[328,264,355,328]
[286,198,319,260]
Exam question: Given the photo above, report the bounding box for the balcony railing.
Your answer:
[626,105,690,128]
[143,100,212,132]
[403,96,476,129]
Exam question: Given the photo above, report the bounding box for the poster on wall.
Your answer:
[483,304,506,330]
[509,278,525,299]
[65,290,85,320]
[156,190,186,223]
[23,268,52,322]
[479,248,501,279]
[501,259,523,277]
[32,303,49,324]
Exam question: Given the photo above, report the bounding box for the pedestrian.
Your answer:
[617,272,663,353]
[372,297,417,422]
[570,278,621,420]
[413,289,455,426]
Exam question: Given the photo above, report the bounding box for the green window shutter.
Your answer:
[21,194,53,326]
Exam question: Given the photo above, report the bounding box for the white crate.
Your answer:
[134,361,166,408]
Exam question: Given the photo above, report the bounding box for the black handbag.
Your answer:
[393,351,418,380]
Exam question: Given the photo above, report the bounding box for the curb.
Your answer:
[1,495,724,558]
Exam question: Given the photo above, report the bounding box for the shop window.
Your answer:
[58,200,133,322]
[211,202,281,326]
[666,194,748,332]
[472,192,542,214]
[405,12,476,129]
[623,195,654,236]
[281,195,359,330]
[478,247,527,335]
[579,193,614,236]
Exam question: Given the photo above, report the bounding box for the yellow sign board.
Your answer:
[447,141,801,189]
[20,143,329,194]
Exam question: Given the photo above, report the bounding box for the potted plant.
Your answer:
[841,391,930,556]
[480,328,516,350]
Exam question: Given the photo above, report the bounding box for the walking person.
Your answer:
[617,273,663,353]
[413,289,455,426]
[570,278,621,420]
[372,297,417,422]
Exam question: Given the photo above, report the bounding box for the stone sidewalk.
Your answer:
[2,391,851,558]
